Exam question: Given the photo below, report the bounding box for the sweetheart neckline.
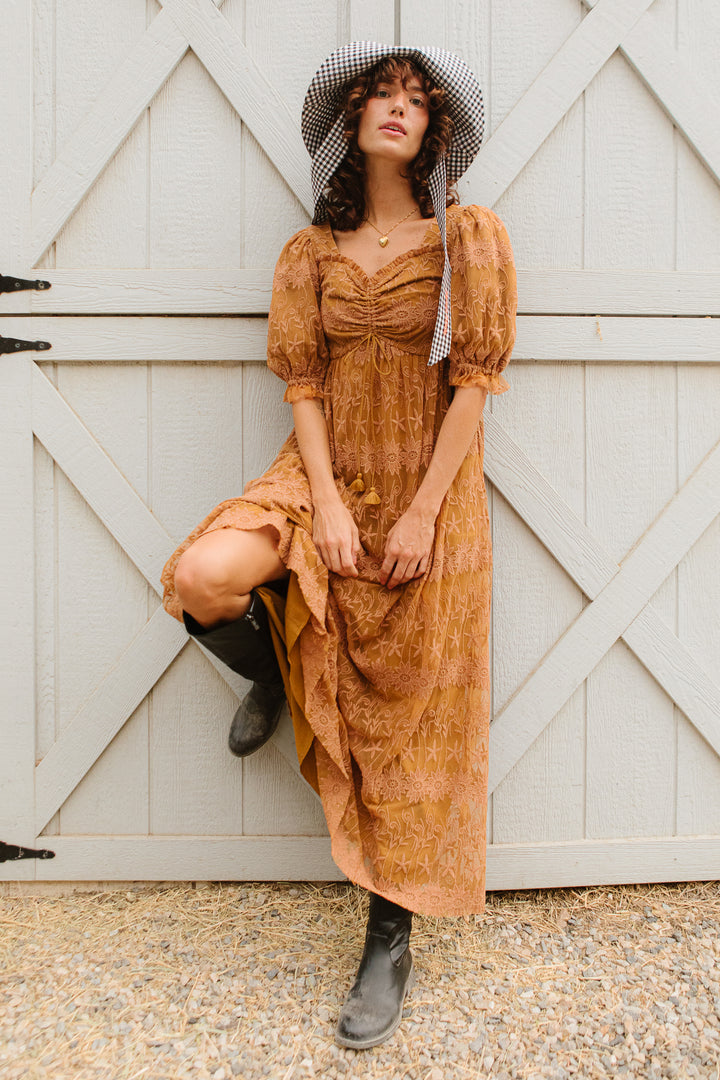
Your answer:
[323,220,442,282]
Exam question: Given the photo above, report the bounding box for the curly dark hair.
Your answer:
[325,57,458,231]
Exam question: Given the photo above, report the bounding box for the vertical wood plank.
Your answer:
[243,0,336,272]
[34,435,59,837]
[676,367,720,834]
[0,6,36,866]
[147,33,243,268]
[347,0,395,43]
[675,0,720,835]
[32,0,60,839]
[491,366,586,843]
[675,0,720,268]
[240,366,326,835]
[32,0,55,275]
[585,366,678,838]
[53,365,151,835]
[240,0,337,832]
[241,364,293,489]
[53,0,148,267]
[150,362,246,834]
[0,347,36,859]
[585,48,676,268]
[584,0,678,840]
[491,0,584,268]
[0,2,31,271]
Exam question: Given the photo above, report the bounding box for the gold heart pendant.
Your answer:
[378,236,389,248]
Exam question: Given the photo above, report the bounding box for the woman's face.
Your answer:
[355,70,430,167]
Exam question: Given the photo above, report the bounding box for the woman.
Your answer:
[161,43,517,1049]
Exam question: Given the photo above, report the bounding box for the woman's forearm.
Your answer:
[293,396,362,576]
[411,385,487,520]
[292,397,340,506]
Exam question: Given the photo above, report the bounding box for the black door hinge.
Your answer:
[0,335,52,355]
[0,273,51,294]
[0,840,56,862]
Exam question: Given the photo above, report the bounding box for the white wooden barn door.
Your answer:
[2,0,719,887]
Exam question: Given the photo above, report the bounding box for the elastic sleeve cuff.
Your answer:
[448,360,510,396]
[283,383,325,404]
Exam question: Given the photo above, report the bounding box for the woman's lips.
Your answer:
[379,125,406,136]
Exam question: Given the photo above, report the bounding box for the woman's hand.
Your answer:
[313,495,363,577]
[380,505,436,589]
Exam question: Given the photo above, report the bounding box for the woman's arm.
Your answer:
[292,397,362,577]
[380,385,487,588]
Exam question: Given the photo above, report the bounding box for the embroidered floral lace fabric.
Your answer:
[161,204,517,916]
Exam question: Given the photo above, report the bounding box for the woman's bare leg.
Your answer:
[173,526,288,629]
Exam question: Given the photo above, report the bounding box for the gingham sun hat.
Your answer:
[301,41,485,366]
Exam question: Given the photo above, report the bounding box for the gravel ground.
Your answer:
[0,879,719,1079]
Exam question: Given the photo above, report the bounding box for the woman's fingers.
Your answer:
[382,544,431,588]
[319,536,359,577]
[313,501,363,577]
[339,543,359,576]
[383,551,421,589]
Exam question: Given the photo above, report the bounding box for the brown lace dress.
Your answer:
[161,203,517,916]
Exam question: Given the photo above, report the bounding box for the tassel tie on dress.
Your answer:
[345,330,398,507]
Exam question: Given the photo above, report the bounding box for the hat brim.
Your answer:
[301,42,484,191]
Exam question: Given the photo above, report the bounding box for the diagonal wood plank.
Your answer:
[34,607,187,833]
[31,365,173,594]
[623,606,720,766]
[488,434,720,792]
[472,0,656,206]
[485,415,720,771]
[159,0,312,215]
[583,0,720,187]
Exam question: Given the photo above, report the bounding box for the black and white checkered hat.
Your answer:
[301,42,484,366]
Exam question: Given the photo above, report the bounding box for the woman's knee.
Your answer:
[174,532,239,611]
[173,527,285,613]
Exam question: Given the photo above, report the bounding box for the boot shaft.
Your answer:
[183,592,283,688]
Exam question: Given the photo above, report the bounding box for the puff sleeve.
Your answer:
[266,229,330,403]
[447,205,517,395]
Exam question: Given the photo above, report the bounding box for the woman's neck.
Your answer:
[363,158,420,227]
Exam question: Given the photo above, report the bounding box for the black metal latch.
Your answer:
[0,273,51,294]
[0,840,55,862]
[0,335,52,355]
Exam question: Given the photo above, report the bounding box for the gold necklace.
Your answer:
[365,206,419,247]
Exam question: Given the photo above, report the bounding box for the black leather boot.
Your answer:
[335,892,415,1049]
[183,591,286,757]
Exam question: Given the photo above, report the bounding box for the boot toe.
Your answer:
[334,958,415,1049]
[227,683,285,757]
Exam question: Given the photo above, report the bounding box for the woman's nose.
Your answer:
[390,98,405,115]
